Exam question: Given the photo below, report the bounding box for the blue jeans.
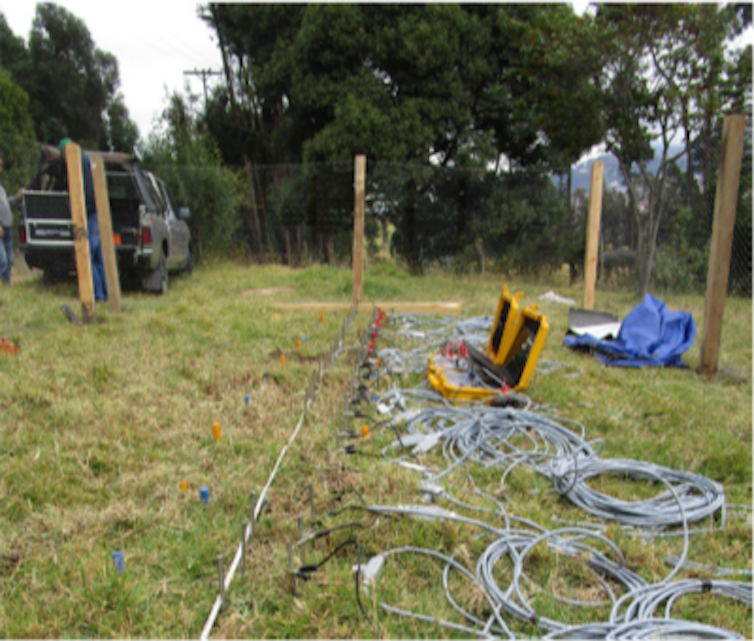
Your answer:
[0,225,12,284]
[88,215,107,301]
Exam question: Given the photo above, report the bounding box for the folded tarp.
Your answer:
[563,294,696,368]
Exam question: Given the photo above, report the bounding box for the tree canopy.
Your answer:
[1,5,138,152]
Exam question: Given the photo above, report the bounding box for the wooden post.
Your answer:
[582,161,604,310]
[352,155,366,306]
[91,154,122,313]
[699,114,746,375]
[64,143,95,324]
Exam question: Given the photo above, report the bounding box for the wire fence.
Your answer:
[2,115,751,297]
[227,122,751,298]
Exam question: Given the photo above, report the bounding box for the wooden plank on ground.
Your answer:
[274,301,463,315]
[64,142,95,324]
[699,114,746,375]
[91,154,122,313]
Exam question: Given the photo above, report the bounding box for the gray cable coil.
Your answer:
[350,314,746,638]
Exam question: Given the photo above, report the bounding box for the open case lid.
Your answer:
[466,302,549,392]
[487,285,524,366]
[502,304,550,391]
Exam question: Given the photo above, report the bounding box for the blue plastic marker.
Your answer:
[200,486,210,505]
[112,551,125,574]
[244,394,250,406]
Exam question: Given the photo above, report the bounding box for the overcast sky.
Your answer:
[3,2,749,147]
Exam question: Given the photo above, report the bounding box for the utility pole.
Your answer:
[183,68,222,105]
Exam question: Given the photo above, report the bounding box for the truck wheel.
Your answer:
[157,253,168,295]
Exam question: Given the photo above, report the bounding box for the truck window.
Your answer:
[145,174,168,214]
[107,172,142,218]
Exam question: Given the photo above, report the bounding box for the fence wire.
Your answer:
[3,117,751,297]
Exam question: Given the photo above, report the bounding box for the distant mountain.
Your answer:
[555,143,687,192]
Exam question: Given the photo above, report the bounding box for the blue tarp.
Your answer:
[563,294,696,368]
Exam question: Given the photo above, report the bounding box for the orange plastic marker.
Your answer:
[179,480,188,492]
[280,353,286,366]
[212,421,221,441]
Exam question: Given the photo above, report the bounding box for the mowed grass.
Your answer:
[0,258,751,638]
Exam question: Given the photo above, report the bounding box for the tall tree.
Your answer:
[0,67,38,190]
[0,12,29,79]
[19,3,138,151]
[596,4,746,294]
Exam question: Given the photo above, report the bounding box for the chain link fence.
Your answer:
[231,117,751,298]
[3,115,751,298]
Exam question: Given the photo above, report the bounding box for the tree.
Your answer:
[141,94,242,260]
[596,4,747,294]
[18,3,138,151]
[202,4,607,268]
[0,67,39,191]
[0,12,29,79]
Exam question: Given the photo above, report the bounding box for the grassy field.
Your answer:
[0,258,751,638]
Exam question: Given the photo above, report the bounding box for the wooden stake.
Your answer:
[217,555,225,603]
[352,155,366,306]
[64,143,95,324]
[90,154,121,313]
[583,161,604,310]
[699,115,746,375]
[249,492,257,524]
[241,522,247,576]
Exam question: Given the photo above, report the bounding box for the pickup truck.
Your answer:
[18,147,192,294]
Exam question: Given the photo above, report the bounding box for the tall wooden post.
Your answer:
[582,161,604,310]
[91,155,122,313]
[352,155,366,306]
[64,143,95,324]
[699,115,746,375]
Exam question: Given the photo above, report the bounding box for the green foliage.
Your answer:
[267,170,309,228]
[4,4,138,152]
[0,68,39,192]
[141,95,243,259]
[652,244,710,294]
[596,4,749,294]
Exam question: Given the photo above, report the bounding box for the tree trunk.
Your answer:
[404,178,420,272]
[253,166,269,261]
[474,235,485,274]
[296,224,303,266]
[283,228,292,266]
[244,163,264,260]
[325,233,335,265]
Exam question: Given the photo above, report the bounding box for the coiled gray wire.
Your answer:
[349,313,748,638]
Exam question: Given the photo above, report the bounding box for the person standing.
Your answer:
[0,150,23,285]
[58,138,107,302]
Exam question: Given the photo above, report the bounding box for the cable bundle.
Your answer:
[338,312,749,638]
[548,457,726,529]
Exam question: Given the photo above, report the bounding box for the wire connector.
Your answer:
[412,432,442,454]
[353,554,385,588]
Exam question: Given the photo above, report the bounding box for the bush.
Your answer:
[651,244,709,293]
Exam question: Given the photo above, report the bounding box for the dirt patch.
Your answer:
[10,251,39,283]
[241,286,296,296]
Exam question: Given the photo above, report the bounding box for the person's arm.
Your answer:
[7,188,23,206]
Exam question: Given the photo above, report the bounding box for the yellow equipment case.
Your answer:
[427,285,549,401]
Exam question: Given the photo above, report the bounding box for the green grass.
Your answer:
[0,258,751,638]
